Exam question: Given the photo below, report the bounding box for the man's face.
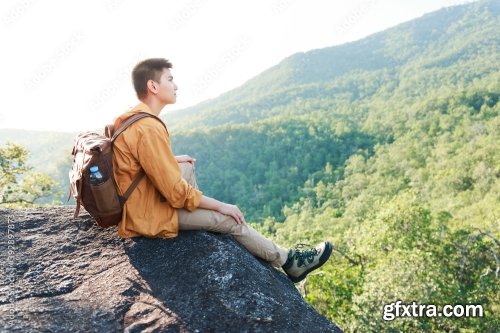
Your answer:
[153,68,178,105]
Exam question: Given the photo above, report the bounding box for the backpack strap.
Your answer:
[110,112,168,206]
[112,113,151,141]
[118,171,146,206]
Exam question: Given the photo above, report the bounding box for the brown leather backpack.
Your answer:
[68,112,164,227]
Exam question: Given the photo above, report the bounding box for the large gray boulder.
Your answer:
[0,207,342,332]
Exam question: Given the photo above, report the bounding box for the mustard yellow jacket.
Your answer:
[112,103,202,238]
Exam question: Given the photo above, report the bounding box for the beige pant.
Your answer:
[177,162,289,267]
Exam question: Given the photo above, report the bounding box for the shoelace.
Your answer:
[292,244,319,267]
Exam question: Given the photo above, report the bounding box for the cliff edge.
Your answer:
[0,207,342,332]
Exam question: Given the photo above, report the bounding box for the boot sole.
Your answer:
[288,241,333,283]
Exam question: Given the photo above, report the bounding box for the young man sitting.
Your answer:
[111,58,332,283]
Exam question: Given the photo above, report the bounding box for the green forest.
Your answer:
[1,1,498,331]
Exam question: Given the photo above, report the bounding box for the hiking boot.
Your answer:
[282,241,333,283]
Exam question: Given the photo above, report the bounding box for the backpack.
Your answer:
[68,112,163,227]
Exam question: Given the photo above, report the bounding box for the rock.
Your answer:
[0,207,342,332]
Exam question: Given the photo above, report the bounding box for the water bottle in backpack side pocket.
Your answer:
[89,165,120,214]
[89,166,106,185]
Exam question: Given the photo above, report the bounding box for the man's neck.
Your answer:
[141,97,165,116]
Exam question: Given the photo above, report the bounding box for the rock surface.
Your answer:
[0,207,342,332]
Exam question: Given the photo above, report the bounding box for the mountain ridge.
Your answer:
[165,0,498,129]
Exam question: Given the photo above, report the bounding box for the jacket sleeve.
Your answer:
[134,118,202,211]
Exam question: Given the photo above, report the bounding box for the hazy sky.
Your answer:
[0,0,476,132]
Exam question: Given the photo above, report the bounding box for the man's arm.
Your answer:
[198,195,246,224]
[175,154,244,224]
[135,120,244,223]
[135,120,202,211]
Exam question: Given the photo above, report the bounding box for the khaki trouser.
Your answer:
[177,162,289,267]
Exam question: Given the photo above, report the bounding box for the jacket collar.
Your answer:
[113,102,168,135]
[130,102,156,116]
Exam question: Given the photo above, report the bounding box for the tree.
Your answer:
[0,143,60,207]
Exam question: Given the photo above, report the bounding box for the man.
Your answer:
[112,58,332,283]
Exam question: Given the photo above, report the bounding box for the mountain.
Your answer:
[165,0,499,130]
[0,129,75,167]
[165,0,499,222]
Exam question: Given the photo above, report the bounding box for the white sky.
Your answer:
[0,0,476,132]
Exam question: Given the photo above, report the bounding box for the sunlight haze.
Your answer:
[0,0,477,132]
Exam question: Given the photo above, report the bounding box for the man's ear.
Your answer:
[147,80,158,94]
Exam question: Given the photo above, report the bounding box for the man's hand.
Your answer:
[176,154,196,164]
[218,203,246,225]
[198,196,246,225]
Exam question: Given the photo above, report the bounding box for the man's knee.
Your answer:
[229,222,251,237]
[178,162,197,188]
[178,161,194,175]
